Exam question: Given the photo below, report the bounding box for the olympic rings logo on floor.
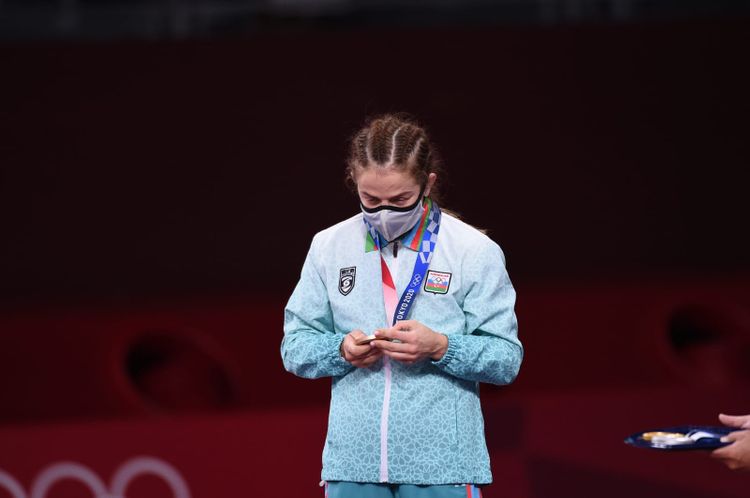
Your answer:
[0,456,191,498]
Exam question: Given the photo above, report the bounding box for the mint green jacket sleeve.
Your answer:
[281,237,354,379]
[432,241,522,385]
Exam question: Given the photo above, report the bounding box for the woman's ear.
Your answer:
[424,172,437,197]
[349,168,362,189]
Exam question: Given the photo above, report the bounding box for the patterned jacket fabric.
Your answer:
[281,209,522,485]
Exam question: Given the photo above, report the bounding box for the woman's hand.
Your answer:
[340,330,382,368]
[371,320,448,364]
[711,413,750,471]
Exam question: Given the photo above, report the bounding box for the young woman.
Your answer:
[281,114,523,498]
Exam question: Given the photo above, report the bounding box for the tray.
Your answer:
[624,425,733,451]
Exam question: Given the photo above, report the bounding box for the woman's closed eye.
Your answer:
[366,195,412,206]
[362,195,381,206]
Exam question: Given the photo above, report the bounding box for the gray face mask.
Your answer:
[361,192,425,242]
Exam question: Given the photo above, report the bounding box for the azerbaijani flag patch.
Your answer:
[424,270,452,294]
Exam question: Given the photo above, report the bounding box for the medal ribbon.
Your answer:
[367,199,442,325]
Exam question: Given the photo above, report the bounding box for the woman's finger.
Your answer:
[720,413,750,429]
[375,327,414,343]
[372,339,415,353]
[382,350,418,363]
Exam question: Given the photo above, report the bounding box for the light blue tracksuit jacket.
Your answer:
[281,209,522,485]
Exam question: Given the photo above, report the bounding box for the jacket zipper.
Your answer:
[379,253,398,482]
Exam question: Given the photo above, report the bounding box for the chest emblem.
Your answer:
[424,270,451,294]
[339,266,356,296]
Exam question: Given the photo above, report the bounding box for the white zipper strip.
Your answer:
[379,253,399,482]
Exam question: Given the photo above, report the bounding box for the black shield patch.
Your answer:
[339,267,356,296]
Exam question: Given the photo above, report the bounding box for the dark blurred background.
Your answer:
[1,2,749,497]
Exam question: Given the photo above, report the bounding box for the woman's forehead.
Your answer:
[355,166,420,194]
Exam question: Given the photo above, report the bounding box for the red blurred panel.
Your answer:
[0,278,748,497]
[506,277,750,392]
[1,277,749,423]
[0,296,330,423]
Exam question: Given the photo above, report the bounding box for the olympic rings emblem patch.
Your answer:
[0,456,191,498]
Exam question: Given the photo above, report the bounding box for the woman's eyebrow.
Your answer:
[360,190,415,200]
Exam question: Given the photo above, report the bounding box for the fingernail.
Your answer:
[721,437,730,443]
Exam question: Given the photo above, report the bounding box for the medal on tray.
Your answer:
[625,425,733,451]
